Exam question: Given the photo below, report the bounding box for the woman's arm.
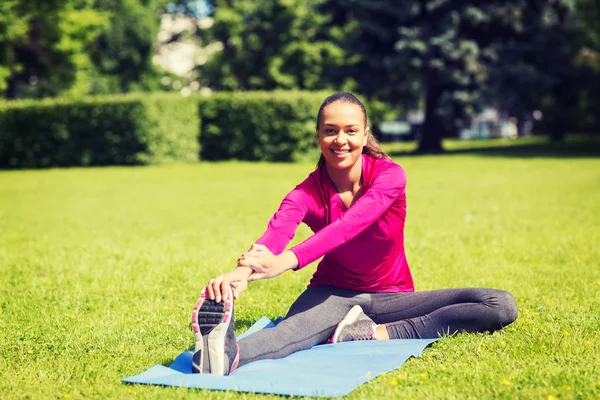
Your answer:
[237,244,298,281]
[252,183,313,255]
[207,181,313,298]
[241,162,406,279]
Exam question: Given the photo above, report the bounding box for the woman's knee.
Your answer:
[490,289,518,327]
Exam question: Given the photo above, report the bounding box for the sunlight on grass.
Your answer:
[1,137,599,399]
[381,132,600,155]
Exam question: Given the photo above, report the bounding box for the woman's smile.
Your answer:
[331,148,352,157]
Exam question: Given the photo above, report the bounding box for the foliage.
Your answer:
[198,91,328,161]
[322,0,576,152]
[0,92,200,168]
[138,93,201,164]
[0,90,391,167]
[0,0,29,93]
[482,1,580,141]
[86,0,167,95]
[197,0,352,91]
[576,0,600,54]
[1,142,599,398]
[569,0,600,134]
[1,0,110,98]
[0,0,168,99]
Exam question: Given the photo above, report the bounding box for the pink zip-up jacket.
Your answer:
[255,154,414,292]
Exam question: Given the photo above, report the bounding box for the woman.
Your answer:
[191,92,518,376]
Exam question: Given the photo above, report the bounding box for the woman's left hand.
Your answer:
[237,244,298,281]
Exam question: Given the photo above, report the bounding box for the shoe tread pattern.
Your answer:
[198,300,225,335]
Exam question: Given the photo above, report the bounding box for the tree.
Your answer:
[2,0,109,98]
[570,0,600,134]
[87,0,167,94]
[324,0,575,152]
[196,0,351,91]
[482,1,578,141]
[0,1,29,94]
[0,0,167,99]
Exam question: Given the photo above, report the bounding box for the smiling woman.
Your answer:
[315,93,387,208]
[316,92,388,170]
[317,96,369,171]
[190,92,519,376]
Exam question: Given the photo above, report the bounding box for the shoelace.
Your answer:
[349,326,374,341]
[350,332,373,340]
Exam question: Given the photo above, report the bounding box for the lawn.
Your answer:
[1,135,599,399]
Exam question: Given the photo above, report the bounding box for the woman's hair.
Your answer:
[316,92,389,168]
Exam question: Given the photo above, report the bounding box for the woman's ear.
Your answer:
[363,127,370,146]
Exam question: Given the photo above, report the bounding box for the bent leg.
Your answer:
[366,288,518,339]
[237,285,369,366]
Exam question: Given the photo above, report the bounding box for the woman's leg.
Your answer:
[365,288,518,339]
[237,285,370,367]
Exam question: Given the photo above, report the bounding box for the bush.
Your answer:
[0,90,389,167]
[199,91,329,162]
[138,94,200,164]
[0,93,200,168]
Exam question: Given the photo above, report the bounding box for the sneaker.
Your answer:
[191,285,239,375]
[328,305,377,343]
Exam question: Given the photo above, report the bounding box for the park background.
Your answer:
[0,0,599,399]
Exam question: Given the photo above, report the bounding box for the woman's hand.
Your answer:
[205,266,252,302]
[237,244,298,282]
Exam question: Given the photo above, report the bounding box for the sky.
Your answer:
[165,0,212,17]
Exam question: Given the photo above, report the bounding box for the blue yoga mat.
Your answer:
[123,317,437,398]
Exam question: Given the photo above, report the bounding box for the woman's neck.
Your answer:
[325,156,363,194]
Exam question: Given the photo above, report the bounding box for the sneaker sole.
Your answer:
[191,286,234,375]
[329,305,364,344]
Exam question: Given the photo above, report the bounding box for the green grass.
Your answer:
[1,136,599,399]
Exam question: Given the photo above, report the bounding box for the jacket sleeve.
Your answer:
[254,182,313,255]
[290,163,405,269]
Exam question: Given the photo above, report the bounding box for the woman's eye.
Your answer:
[347,130,357,135]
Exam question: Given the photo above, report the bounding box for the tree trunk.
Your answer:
[549,109,567,142]
[416,84,444,154]
[6,75,18,99]
[549,125,565,142]
[6,47,18,99]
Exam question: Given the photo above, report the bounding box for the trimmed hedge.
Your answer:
[199,91,329,162]
[0,90,387,167]
[0,93,200,168]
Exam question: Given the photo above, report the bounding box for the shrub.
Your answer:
[137,94,201,164]
[0,93,200,168]
[0,90,388,167]
[198,90,393,162]
[198,91,329,162]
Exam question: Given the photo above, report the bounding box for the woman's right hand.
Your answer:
[205,266,252,302]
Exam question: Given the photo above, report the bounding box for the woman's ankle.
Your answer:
[374,324,390,340]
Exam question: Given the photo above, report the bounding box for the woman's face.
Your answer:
[317,101,368,171]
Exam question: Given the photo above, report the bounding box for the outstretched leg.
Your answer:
[366,288,518,339]
[237,285,370,367]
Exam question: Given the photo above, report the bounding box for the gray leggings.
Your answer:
[238,285,518,367]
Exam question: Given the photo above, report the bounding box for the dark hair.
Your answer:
[316,92,389,168]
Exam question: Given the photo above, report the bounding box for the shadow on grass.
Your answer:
[388,136,600,159]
